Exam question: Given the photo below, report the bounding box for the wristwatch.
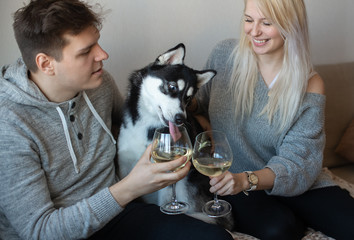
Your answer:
[244,171,258,191]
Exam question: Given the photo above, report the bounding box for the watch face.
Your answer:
[250,174,258,185]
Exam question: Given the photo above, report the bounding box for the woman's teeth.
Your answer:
[254,39,267,43]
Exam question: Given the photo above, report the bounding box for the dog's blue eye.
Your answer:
[168,82,178,93]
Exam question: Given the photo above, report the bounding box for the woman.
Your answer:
[192,0,354,239]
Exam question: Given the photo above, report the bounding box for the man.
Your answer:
[0,0,233,239]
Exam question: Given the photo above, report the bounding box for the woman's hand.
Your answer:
[209,168,276,196]
[209,171,246,196]
[109,145,191,207]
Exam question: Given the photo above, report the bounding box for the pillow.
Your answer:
[335,119,354,162]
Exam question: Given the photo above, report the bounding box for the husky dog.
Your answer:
[117,44,233,229]
[117,44,210,213]
[117,43,215,177]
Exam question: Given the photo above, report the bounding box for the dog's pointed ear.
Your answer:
[196,70,216,88]
[155,43,185,65]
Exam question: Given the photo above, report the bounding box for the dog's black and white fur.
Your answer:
[117,44,233,229]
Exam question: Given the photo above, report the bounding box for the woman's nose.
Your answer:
[251,23,261,36]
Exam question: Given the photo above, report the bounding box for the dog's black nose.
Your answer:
[175,114,185,125]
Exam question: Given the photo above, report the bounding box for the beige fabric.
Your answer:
[335,119,354,162]
[314,62,354,168]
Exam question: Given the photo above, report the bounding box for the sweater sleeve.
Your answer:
[266,93,326,196]
[0,121,123,240]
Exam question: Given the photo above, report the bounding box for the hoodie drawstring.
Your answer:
[56,92,117,174]
[83,91,116,145]
[56,106,80,173]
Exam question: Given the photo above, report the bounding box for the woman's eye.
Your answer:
[263,21,272,26]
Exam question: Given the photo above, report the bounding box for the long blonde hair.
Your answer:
[229,0,313,131]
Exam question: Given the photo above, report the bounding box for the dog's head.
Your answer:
[129,43,216,127]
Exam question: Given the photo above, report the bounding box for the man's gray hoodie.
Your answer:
[0,58,124,239]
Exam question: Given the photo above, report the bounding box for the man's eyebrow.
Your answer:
[77,43,95,54]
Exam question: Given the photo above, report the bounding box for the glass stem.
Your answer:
[213,193,220,206]
[171,183,178,208]
[211,193,223,214]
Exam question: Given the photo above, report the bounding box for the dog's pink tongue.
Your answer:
[169,121,181,141]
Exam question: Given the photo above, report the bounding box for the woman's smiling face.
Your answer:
[243,0,284,57]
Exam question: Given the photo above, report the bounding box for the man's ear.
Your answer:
[35,53,55,75]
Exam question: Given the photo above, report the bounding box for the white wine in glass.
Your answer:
[192,130,233,217]
[151,126,192,214]
[151,146,191,171]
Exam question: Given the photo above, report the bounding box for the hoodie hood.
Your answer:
[1,58,116,173]
[0,58,57,108]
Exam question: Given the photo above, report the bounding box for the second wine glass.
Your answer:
[192,130,233,217]
[151,125,192,215]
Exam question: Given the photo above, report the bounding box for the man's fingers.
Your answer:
[154,156,188,172]
[144,144,152,158]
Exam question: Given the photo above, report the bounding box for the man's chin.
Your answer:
[85,76,104,90]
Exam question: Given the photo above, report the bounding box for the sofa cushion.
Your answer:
[335,119,354,162]
[314,62,354,168]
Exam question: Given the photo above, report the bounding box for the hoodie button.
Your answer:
[78,133,83,140]
[70,115,75,122]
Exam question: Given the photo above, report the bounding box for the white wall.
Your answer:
[1,0,354,95]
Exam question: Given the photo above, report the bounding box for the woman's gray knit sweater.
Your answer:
[195,39,336,196]
[0,58,124,239]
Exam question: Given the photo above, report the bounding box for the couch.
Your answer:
[315,61,354,184]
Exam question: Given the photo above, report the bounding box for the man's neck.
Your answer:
[29,71,78,103]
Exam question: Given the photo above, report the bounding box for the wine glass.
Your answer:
[151,125,192,214]
[192,130,233,217]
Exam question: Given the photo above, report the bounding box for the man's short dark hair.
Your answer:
[13,0,103,72]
